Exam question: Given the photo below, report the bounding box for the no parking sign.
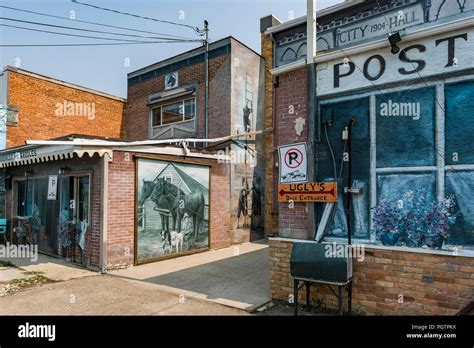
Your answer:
[278,143,308,183]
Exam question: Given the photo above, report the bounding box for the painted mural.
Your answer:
[316,72,474,247]
[274,0,474,67]
[136,159,210,262]
[229,41,265,240]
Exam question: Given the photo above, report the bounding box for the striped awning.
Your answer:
[0,145,112,168]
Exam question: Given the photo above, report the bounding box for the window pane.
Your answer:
[78,176,89,223]
[184,99,195,121]
[152,108,161,127]
[377,173,436,201]
[317,97,370,238]
[60,176,74,222]
[17,181,26,216]
[162,101,183,125]
[33,177,48,228]
[376,87,436,167]
[445,81,474,165]
[446,171,474,246]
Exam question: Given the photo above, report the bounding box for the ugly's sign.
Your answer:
[278,182,337,203]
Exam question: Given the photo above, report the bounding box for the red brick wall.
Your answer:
[269,239,474,315]
[274,68,309,237]
[107,151,135,268]
[105,151,232,269]
[7,69,125,148]
[126,54,231,141]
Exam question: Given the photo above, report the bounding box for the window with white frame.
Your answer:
[316,77,474,247]
[152,98,196,128]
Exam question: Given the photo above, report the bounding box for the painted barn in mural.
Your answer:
[126,36,266,244]
[262,0,474,314]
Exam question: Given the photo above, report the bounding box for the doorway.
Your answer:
[14,174,90,263]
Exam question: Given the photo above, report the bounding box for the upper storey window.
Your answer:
[152,98,196,127]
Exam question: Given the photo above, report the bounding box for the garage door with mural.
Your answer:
[136,158,210,262]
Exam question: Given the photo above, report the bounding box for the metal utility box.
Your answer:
[290,242,352,284]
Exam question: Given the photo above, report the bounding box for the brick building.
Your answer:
[126,37,266,243]
[0,36,266,270]
[261,0,474,315]
[0,66,125,149]
[0,138,232,270]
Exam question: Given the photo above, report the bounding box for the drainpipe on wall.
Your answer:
[204,20,209,146]
[306,0,317,240]
[99,153,111,273]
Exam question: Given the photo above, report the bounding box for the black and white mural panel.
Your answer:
[136,159,210,262]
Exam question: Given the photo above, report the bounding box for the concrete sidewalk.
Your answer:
[1,253,98,282]
[0,275,248,315]
[111,240,270,311]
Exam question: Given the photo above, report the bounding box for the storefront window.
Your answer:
[316,78,474,248]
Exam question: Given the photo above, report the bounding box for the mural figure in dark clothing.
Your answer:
[237,178,249,228]
[243,100,253,133]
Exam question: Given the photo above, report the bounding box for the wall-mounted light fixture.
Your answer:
[388,32,402,54]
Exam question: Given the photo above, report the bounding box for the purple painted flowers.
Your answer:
[373,190,457,249]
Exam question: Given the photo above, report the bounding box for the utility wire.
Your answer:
[0,23,164,43]
[71,0,202,35]
[0,17,201,42]
[0,41,196,47]
[0,4,196,40]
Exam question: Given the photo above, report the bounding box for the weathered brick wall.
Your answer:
[269,239,474,315]
[7,68,125,148]
[261,32,277,237]
[107,151,135,269]
[125,54,230,141]
[105,151,232,269]
[274,68,309,239]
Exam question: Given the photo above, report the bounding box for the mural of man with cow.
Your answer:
[136,159,209,262]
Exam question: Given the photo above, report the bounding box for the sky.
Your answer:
[0,0,344,98]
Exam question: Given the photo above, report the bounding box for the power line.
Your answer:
[71,0,203,35]
[0,41,198,47]
[0,5,196,41]
[0,23,163,43]
[0,17,201,43]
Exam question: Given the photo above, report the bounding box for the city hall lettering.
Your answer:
[336,6,423,46]
[317,28,473,96]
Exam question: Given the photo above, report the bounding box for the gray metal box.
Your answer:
[290,242,352,284]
